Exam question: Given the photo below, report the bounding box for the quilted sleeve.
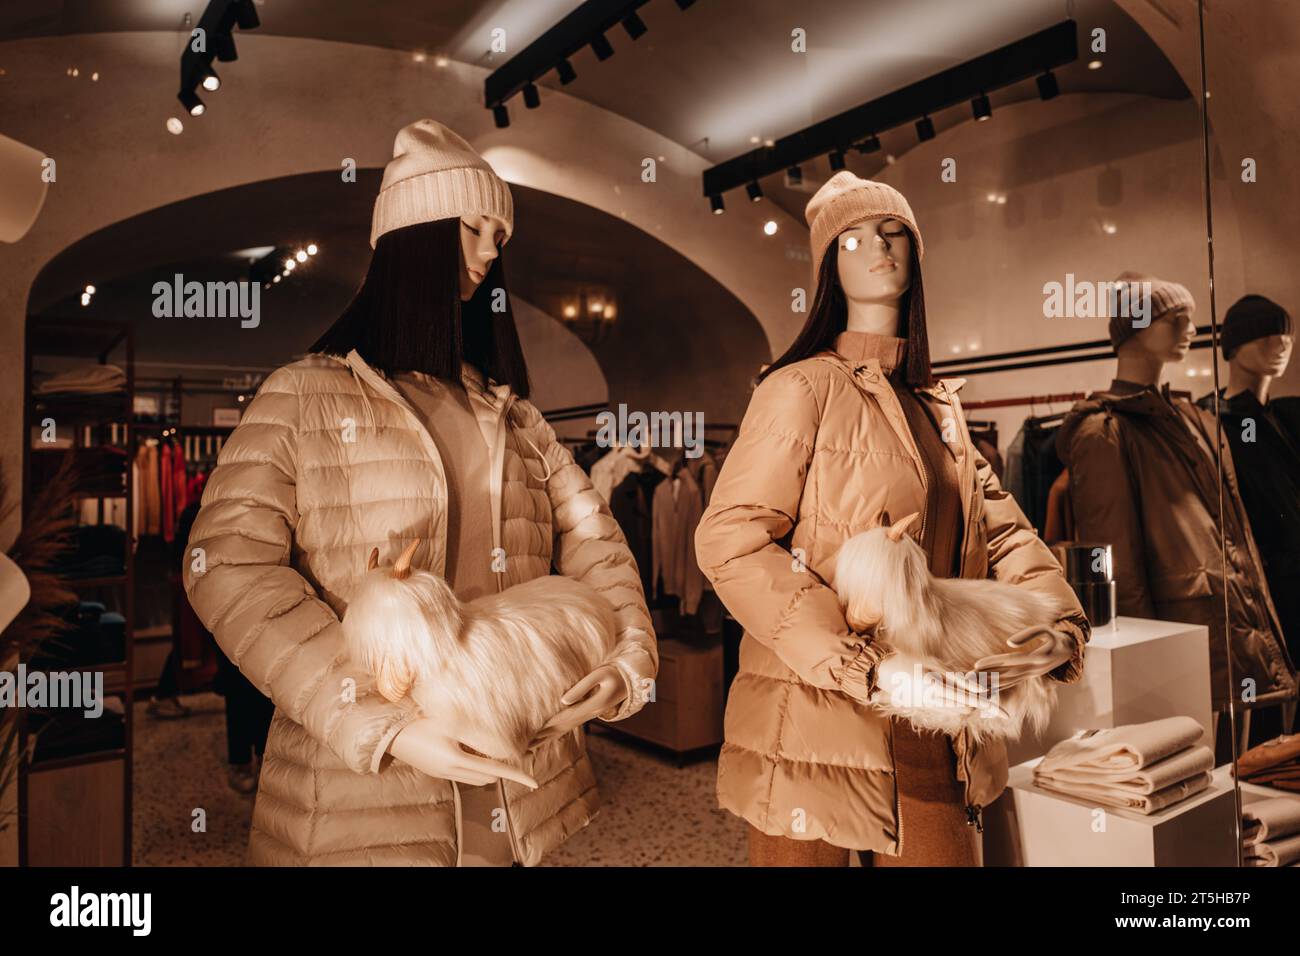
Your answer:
[524,406,658,721]
[694,367,884,702]
[182,366,420,775]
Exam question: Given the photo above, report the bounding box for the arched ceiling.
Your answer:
[28,172,767,415]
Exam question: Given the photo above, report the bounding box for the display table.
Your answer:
[1006,617,1212,767]
[982,757,1238,866]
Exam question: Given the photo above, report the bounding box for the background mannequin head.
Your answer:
[459,213,510,302]
[1109,273,1196,386]
[1221,294,1294,400]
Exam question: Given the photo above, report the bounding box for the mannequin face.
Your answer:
[1232,334,1293,378]
[459,214,509,301]
[836,217,912,319]
[1123,306,1196,365]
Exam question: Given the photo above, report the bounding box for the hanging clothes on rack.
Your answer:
[652,465,706,615]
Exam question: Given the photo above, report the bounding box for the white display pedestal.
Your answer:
[1006,617,1213,767]
[985,616,1218,866]
[982,758,1238,866]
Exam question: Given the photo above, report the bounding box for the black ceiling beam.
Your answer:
[484,0,657,107]
[702,19,1078,198]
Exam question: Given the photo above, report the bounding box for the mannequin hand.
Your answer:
[971,626,1074,688]
[527,664,628,749]
[872,649,1009,721]
[389,718,538,789]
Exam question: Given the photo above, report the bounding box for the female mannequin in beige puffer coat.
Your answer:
[182,120,656,866]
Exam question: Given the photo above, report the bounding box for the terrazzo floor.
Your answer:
[132,693,748,867]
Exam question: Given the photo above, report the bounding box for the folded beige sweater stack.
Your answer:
[1242,797,1300,867]
[1033,716,1215,815]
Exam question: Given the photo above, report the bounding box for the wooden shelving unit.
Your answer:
[19,317,135,867]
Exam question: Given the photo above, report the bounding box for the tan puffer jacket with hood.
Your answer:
[182,348,656,866]
[695,344,1089,855]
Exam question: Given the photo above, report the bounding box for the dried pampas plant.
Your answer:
[834,512,1060,742]
[1,453,79,834]
[342,541,618,762]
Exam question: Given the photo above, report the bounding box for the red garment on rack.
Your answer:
[160,441,175,542]
[172,438,188,522]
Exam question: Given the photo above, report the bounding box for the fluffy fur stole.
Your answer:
[833,513,1060,742]
[342,541,618,762]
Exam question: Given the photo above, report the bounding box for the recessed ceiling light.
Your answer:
[84,284,96,294]
[307,243,318,255]
[166,117,184,134]
[1088,59,1103,70]
[763,220,778,236]
[284,259,295,270]
[295,250,307,262]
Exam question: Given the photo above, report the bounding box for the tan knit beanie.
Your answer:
[1107,271,1196,349]
[370,119,514,248]
[806,171,923,283]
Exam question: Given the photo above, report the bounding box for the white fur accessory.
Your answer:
[833,513,1060,742]
[342,541,618,762]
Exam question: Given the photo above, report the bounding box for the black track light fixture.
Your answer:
[855,134,882,154]
[915,115,936,141]
[1036,70,1059,100]
[829,149,847,171]
[493,103,510,128]
[746,181,763,202]
[622,13,647,40]
[214,30,238,62]
[972,93,992,121]
[709,193,724,214]
[523,83,540,108]
[198,62,220,91]
[787,165,803,185]
[590,33,614,61]
[232,0,259,30]
[556,58,576,84]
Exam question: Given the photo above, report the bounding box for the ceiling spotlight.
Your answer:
[295,250,307,262]
[198,63,220,91]
[178,88,205,115]
[916,116,936,141]
[214,31,237,62]
[80,293,91,306]
[622,13,647,40]
[787,165,803,185]
[1036,70,1059,100]
[493,103,510,128]
[972,93,992,121]
[166,117,184,135]
[709,194,725,215]
[556,58,576,84]
[855,134,882,154]
[523,83,540,109]
[746,181,763,202]
[273,275,281,283]
[829,149,847,171]
[284,258,296,271]
[307,243,318,256]
[590,33,614,61]
[763,220,778,236]
[1088,59,1103,70]
[84,284,96,295]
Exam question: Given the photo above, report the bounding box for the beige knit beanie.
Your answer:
[1107,271,1196,349]
[370,119,514,248]
[806,171,923,283]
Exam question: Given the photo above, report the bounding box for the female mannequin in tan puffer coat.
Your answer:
[696,173,1089,866]
[183,121,656,866]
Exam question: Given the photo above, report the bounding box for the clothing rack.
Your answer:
[962,392,1086,410]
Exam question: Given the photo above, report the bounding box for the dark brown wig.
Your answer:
[311,218,531,398]
[758,226,932,388]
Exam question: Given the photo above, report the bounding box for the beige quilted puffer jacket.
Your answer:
[695,346,1089,855]
[183,349,656,866]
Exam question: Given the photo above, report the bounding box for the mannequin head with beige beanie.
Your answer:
[1108,270,1196,388]
[761,171,932,388]
[312,119,530,395]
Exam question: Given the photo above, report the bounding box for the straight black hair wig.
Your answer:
[310,218,531,398]
[758,226,932,389]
